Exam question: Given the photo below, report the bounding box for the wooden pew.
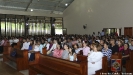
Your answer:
[3,46,29,71]
[16,42,21,49]
[29,51,40,65]
[95,56,108,75]
[29,55,87,75]
[126,50,133,73]
[42,47,47,55]
[3,42,11,54]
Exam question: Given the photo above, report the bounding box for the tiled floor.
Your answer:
[0,54,28,75]
[0,61,23,75]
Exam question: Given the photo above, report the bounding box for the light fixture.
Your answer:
[31,9,33,11]
[65,3,68,6]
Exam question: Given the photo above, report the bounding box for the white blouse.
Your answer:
[88,52,103,75]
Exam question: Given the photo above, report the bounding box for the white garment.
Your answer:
[43,43,50,50]
[21,42,30,50]
[9,39,13,45]
[88,52,103,75]
[0,40,4,46]
[28,45,40,58]
[13,39,19,43]
[101,32,104,36]
[96,40,100,43]
[49,43,57,51]
[48,38,51,42]
[69,54,74,61]
[75,48,83,54]
[34,45,40,52]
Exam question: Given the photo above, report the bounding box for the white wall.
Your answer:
[63,0,133,35]
[0,9,63,17]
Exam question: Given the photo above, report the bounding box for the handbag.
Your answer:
[47,50,51,55]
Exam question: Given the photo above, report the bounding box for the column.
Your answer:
[50,17,55,35]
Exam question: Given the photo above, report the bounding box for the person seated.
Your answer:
[122,43,130,65]
[62,44,69,60]
[72,38,78,45]
[21,39,30,50]
[117,40,124,52]
[82,41,90,56]
[13,37,19,43]
[102,42,112,63]
[129,40,133,50]
[77,38,82,48]
[28,40,34,51]
[88,43,103,75]
[47,39,58,55]
[73,44,82,54]
[68,48,77,61]
[9,37,13,45]
[110,38,119,54]
[43,40,50,50]
[53,44,63,58]
[29,40,40,61]
[38,41,44,54]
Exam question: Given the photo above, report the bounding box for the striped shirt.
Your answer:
[102,48,112,61]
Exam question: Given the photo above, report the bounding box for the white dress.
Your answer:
[69,53,75,61]
[88,52,103,75]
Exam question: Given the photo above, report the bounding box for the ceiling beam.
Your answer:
[0,0,65,9]
[25,0,33,11]
[51,0,64,14]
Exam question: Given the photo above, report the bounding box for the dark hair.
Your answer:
[72,49,76,55]
[93,43,102,51]
[58,44,62,49]
[124,43,129,48]
[63,44,69,49]
[104,42,109,46]
[73,44,79,49]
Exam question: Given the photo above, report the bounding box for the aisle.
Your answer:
[0,61,23,75]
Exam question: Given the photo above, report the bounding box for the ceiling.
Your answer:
[0,0,74,14]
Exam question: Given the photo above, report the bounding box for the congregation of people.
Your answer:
[0,30,133,75]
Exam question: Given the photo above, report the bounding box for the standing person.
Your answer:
[98,31,101,37]
[82,41,90,56]
[92,32,96,37]
[110,38,119,54]
[62,44,69,60]
[88,43,103,75]
[101,30,105,36]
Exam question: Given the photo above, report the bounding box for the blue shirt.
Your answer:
[28,45,32,51]
[102,48,112,61]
